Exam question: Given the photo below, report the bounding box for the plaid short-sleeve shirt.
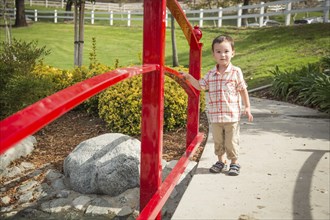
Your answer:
[199,63,247,123]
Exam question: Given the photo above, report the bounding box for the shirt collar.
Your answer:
[213,63,233,75]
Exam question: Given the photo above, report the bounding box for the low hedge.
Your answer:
[98,72,205,136]
[271,56,330,113]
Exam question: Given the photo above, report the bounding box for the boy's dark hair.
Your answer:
[212,35,235,51]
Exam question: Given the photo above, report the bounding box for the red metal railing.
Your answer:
[0,65,158,153]
[0,0,203,219]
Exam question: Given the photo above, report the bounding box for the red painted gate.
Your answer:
[0,0,203,219]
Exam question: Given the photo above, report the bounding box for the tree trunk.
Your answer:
[78,2,85,67]
[66,0,73,11]
[171,15,179,67]
[65,0,73,21]
[73,1,85,67]
[242,0,249,27]
[74,3,79,66]
[14,0,27,27]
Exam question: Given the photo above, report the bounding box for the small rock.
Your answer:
[4,166,22,178]
[108,207,121,215]
[46,169,63,181]
[56,189,70,198]
[20,162,35,170]
[85,198,111,215]
[72,195,92,210]
[17,180,39,193]
[41,198,72,213]
[27,169,43,178]
[51,178,66,191]
[117,206,133,217]
[18,191,34,204]
[1,196,11,205]
[0,206,14,213]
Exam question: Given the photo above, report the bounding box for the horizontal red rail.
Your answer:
[137,132,204,220]
[0,65,159,154]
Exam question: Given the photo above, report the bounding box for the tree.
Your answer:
[65,0,74,21]
[170,15,179,67]
[66,0,73,11]
[14,0,27,27]
[72,0,85,67]
[242,0,250,26]
[71,0,96,67]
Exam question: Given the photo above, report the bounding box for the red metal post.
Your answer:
[137,132,204,220]
[186,26,203,147]
[140,0,166,219]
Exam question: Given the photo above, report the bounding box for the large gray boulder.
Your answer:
[63,133,140,196]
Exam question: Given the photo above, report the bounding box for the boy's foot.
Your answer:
[228,164,240,176]
[209,161,225,173]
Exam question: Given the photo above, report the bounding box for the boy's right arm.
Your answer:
[181,72,202,91]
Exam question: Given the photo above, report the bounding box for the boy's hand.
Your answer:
[179,72,202,91]
[180,72,189,80]
[244,107,253,122]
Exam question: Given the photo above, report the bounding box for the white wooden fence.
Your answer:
[25,0,146,12]
[5,0,330,27]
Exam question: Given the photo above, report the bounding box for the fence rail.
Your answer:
[2,0,329,27]
[24,0,146,12]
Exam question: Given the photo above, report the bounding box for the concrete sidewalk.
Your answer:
[172,97,330,220]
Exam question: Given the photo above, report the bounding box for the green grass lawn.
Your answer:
[1,22,329,88]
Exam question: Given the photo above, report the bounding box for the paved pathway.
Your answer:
[172,97,330,220]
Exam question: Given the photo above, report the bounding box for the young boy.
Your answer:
[182,35,253,176]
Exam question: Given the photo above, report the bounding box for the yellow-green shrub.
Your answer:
[98,75,143,135]
[98,72,205,136]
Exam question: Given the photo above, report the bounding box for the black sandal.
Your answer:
[228,164,240,176]
[209,161,225,173]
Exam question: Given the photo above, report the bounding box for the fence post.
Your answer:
[187,27,202,147]
[218,7,222,27]
[259,2,264,27]
[30,0,32,6]
[127,10,131,27]
[324,0,330,23]
[54,10,57,23]
[91,10,94,24]
[110,11,113,25]
[61,0,64,9]
[34,9,37,22]
[285,1,292,26]
[237,3,242,27]
[45,0,48,8]
[199,9,203,28]
[140,0,166,218]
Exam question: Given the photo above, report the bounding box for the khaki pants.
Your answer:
[211,122,240,161]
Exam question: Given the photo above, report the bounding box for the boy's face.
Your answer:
[212,41,235,68]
